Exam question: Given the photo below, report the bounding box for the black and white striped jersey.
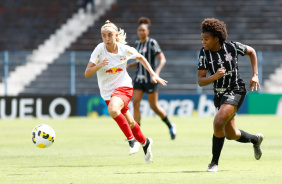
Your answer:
[197,41,247,93]
[134,37,162,83]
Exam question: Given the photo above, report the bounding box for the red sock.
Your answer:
[131,122,146,145]
[113,114,134,140]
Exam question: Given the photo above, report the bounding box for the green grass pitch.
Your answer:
[1,115,282,184]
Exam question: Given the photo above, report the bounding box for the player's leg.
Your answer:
[124,110,153,163]
[107,96,134,141]
[124,110,153,162]
[223,115,241,140]
[124,110,146,145]
[225,115,264,160]
[207,104,236,172]
[147,91,176,140]
[132,89,144,125]
[123,111,141,155]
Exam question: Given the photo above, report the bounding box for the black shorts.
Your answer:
[214,88,246,110]
[133,81,158,93]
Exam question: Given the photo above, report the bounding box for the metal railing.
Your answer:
[1,50,282,96]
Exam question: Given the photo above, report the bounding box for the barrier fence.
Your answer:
[2,50,281,96]
[1,93,282,119]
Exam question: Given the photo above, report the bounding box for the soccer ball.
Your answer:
[31,124,55,148]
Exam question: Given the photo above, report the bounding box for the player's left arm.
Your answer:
[155,52,166,77]
[245,46,261,91]
[135,54,167,86]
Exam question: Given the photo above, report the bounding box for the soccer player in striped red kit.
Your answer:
[127,17,176,140]
[85,20,167,164]
[197,18,264,172]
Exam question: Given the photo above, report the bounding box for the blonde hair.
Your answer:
[101,20,127,45]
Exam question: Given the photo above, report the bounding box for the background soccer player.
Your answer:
[197,18,264,172]
[85,20,167,164]
[127,17,176,140]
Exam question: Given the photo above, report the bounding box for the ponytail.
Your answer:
[116,28,127,45]
[101,20,127,45]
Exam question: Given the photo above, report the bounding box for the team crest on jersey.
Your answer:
[105,67,123,74]
[224,53,233,61]
[120,57,126,61]
[127,51,133,55]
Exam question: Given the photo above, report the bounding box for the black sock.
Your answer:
[236,129,258,144]
[162,116,172,129]
[211,135,225,165]
[142,138,149,154]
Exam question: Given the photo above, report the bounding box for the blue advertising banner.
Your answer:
[77,95,109,117]
[77,94,248,117]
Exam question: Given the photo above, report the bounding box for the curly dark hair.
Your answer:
[201,18,228,44]
[137,17,151,26]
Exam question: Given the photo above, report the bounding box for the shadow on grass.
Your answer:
[114,171,207,174]
[113,170,230,174]
[25,165,120,168]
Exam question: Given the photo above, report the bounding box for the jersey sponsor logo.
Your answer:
[217,58,224,65]
[105,67,123,74]
[224,53,233,61]
[225,68,235,76]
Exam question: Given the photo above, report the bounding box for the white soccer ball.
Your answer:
[31,124,55,148]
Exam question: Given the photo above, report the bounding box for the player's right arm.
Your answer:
[197,49,225,86]
[85,57,108,78]
[197,68,225,86]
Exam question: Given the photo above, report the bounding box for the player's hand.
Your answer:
[155,71,160,77]
[97,57,109,69]
[151,75,167,86]
[214,67,226,79]
[249,74,261,91]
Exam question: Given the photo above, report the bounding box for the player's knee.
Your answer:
[150,104,158,111]
[133,100,141,109]
[213,119,225,132]
[128,121,135,129]
[108,106,119,118]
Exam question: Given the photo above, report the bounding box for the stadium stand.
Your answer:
[0,0,78,51]
[1,0,282,95]
[69,0,282,51]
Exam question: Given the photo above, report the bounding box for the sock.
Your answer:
[142,138,150,154]
[128,139,137,147]
[211,135,225,165]
[162,116,172,129]
[131,122,147,145]
[236,129,258,144]
[113,114,134,140]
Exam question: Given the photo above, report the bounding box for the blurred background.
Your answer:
[1,0,282,118]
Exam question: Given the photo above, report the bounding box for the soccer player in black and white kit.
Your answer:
[127,17,176,140]
[197,18,264,172]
